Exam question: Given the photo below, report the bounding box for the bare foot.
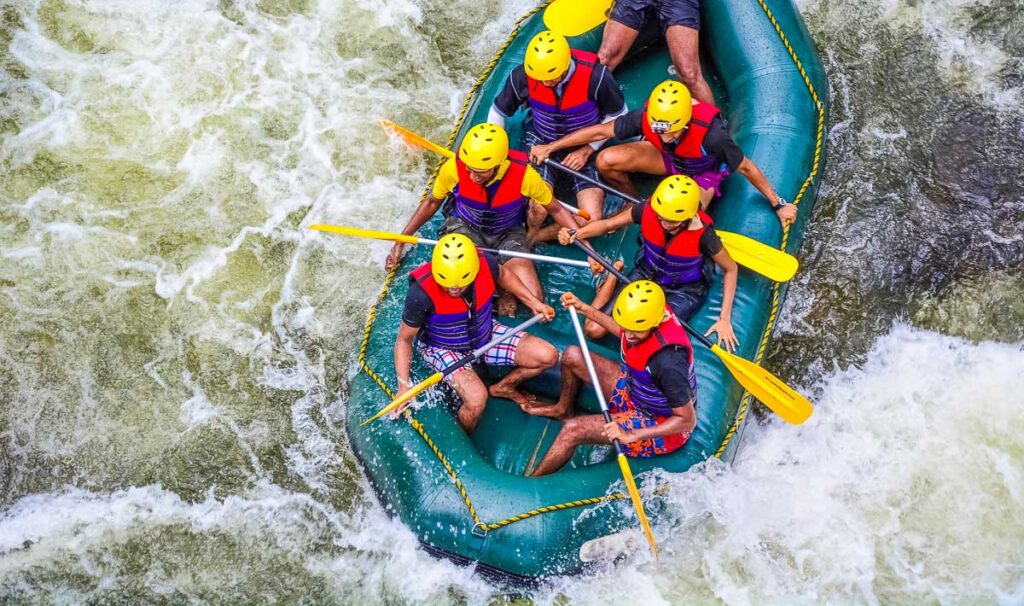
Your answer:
[497,290,517,316]
[489,383,537,407]
[520,400,572,419]
[526,223,561,247]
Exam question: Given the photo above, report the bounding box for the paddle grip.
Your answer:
[570,241,716,350]
[544,159,643,205]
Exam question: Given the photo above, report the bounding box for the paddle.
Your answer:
[543,0,614,37]
[567,306,659,560]
[542,159,799,282]
[361,314,546,425]
[572,240,813,425]
[379,120,591,221]
[310,224,591,269]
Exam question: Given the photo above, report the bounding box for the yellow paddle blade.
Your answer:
[360,372,443,426]
[380,119,454,159]
[617,454,659,560]
[718,231,799,283]
[543,0,614,37]
[310,224,419,245]
[710,344,813,425]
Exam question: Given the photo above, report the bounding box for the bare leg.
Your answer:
[503,258,543,301]
[489,334,558,409]
[529,414,610,476]
[598,20,640,71]
[576,187,605,222]
[665,25,715,105]
[584,260,626,339]
[524,345,619,419]
[526,201,547,245]
[449,369,490,434]
[596,142,669,200]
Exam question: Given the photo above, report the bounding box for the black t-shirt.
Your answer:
[402,254,501,328]
[491,61,626,121]
[646,347,695,407]
[613,108,745,172]
[630,203,724,257]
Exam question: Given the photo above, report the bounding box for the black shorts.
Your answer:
[601,266,708,321]
[610,0,701,32]
[439,216,529,265]
[524,131,603,200]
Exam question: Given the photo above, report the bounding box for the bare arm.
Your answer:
[546,198,582,232]
[393,322,420,397]
[529,121,619,163]
[632,403,695,440]
[561,205,633,243]
[386,194,444,270]
[561,292,621,337]
[713,248,737,324]
[735,156,779,203]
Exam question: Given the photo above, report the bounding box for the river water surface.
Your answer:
[1,0,1022,603]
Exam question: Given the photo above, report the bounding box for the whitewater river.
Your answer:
[1,0,1022,603]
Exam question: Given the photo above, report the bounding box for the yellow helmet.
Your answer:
[650,175,700,222]
[613,280,666,331]
[458,123,509,171]
[431,233,480,288]
[646,80,692,134]
[524,30,571,81]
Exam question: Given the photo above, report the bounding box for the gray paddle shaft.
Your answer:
[417,238,590,269]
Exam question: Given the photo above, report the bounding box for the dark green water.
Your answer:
[1,0,1021,603]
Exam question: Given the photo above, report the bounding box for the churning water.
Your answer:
[0,0,1021,603]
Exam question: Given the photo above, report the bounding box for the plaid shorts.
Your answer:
[608,368,691,458]
[417,321,522,382]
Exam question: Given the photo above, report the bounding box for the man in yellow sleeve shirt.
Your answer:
[386,123,578,309]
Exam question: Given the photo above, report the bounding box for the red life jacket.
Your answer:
[640,101,722,175]
[638,204,714,286]
[451,150,530,235]
[621,312,697,416]
[409,254,496,352]
[525,50,602,143]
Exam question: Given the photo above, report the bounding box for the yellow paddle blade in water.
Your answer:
[361,372,443,426]
[711,344,813,424]
[543,0,614,37]
[310,224,420,245]
[617,454,658,560]
[380,120,454,159]
[718,231,800,282]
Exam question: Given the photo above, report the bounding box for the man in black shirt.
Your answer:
[530,80,798,228]
[393,234,556,433]
[528,283,697,476]
[487,30,628,242]
[558,175,739,350]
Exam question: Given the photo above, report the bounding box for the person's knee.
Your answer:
[584,321,607,340]
[676,62,702,90]
[537,342,558,369]
[562,345,584,370]
[596,149,620,173]
[459,378,489,408]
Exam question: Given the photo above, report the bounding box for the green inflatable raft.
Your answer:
[346,0,827,581]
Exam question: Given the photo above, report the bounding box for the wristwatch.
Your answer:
[772,196,790,211]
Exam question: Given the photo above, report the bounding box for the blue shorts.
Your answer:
[610,0,701,32]
[524,131,602,199]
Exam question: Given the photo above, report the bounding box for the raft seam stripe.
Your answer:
[716,0,826,457]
